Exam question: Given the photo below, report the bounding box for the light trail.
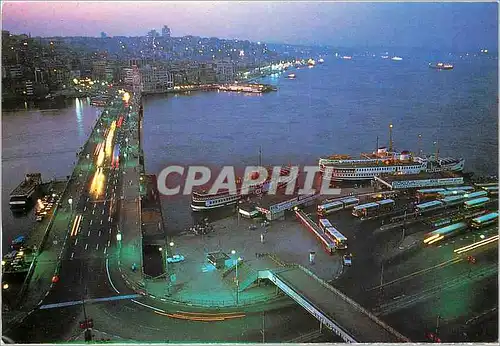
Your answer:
[454,235,499,254]
[70,215,83,237]
[427,235,444,245]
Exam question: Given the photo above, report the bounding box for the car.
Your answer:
[167,255,185,263]
[342,253,352,266]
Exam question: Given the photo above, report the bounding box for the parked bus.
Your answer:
[341,197,360,209]
[416,200,444,213]
[317,201,344,216]
[438,190,467,198]
[325,227,348,250]
[445,186,474,192]
[470,212,499,229]
[318,218,333,232]
[464,197,490,210]
[376,199,395,213]
[423,222,468,245]
[440,195,467,206]
[481,186,499,196]
[416,188,446,203]
[428,209,487,228]
[463,190,488,199]
[352,202,379,218]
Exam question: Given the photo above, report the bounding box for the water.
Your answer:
[142,52,498,232]
[2,52,498,247]
[1,97,100,253]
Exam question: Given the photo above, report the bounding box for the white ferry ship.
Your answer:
[319,148,464,182]
[191,165,294,211]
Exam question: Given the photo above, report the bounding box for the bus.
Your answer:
[445,186,474,192]
[463,190,488,199]
[416,188,446,203]
[376,199,395,213]
[111,144,120,168]
[318,218,333,232]
[416,200,444,213]
[325,227,348,250]
[317,201,344,216]
[464,197,490,209]
[352,202,379,218]
[481,186,499,196]
[423,222,468,245]
[438,190,467,198]
[440,195,466,206]
[428,209,487,229]
[470,212,498,229]
[341,197,360,209]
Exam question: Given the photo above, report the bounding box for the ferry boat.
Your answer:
[319,149,464,181]
[318,128,464,181]
[391,56,403,61]
[10,173,43,210]
[191,165,294,211]
[318,58,325,64]
[429,62,454,70]
[287,73,296,79]
[307,59,316,66]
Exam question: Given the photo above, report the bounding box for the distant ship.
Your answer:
[342,56,352,60]
[318,126,464,181]
[429,62,454,70]
[391,56,403,61]
[307,59,316,66]
[287,73,296,79]
[318,58,325,64]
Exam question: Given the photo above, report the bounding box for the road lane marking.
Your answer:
[105,258,120,293]
[104,247,107,254]
[88,230,91,236]
[90,220,93,226]
[87,197,89,202]
[39,294,141,310]
[96,244,99,250]
[99,230,102,237]
[108,240,111,247]
[108,216,111,222]
[109,229,112,234]
[100,220,103,225]
[102,210,105,215]
[92,209,95,215]
[75,238,78,246]
[71,252,74,259]
[110,217,113,222]
[84,206,87,212]
[85,244,88,250]
[131,299,165,313]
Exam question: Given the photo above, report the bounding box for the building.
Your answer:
[244,193,320,221]
[92,60,108,81]
[100,32,107,39]
[214,59,235,83]
[140,65,174,92]
[199,62,217,84]
[373,172,464,190]
[162,25,171,38]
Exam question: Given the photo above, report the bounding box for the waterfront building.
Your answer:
[140,65,174,92]
[214,59,236,83]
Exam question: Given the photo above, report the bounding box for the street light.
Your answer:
[3,283,9,290]
[68,198,73,211]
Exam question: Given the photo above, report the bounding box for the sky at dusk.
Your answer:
[1,1,498,50]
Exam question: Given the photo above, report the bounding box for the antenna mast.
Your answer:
[258,146,262,166]
[418,134,422,157]
[376,136,379,153]
[389,123,393,152]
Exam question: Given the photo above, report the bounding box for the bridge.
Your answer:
[234,258,410,343]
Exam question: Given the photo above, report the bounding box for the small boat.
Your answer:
[429,62,454,70]
[307,59,316,66]
[342,56,352,60]
[287,73,296,79]
[391,56,403,61]
[318,58,325,64]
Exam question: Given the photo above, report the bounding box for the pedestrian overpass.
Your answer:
[257,265,410,342]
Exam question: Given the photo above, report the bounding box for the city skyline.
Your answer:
[2,1,498,50]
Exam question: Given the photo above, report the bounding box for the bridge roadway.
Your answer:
[265,266,410,343]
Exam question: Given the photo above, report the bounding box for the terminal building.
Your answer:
[239,193,320,221]
[374,171,464,190]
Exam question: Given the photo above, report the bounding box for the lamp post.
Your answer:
[68,198,73,211]
[231,250,241,305]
